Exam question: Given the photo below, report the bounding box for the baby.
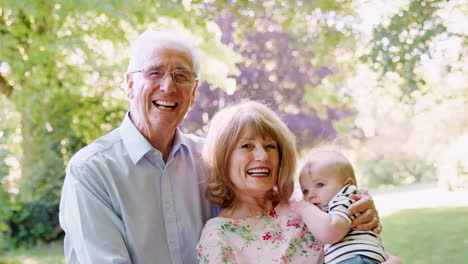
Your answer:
[292,150,386,264]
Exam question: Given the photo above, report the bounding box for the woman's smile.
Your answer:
[228,125,279,194]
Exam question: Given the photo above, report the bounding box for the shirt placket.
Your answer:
[161,158,182,264]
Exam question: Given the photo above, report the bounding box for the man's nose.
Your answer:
[159,73,177,93]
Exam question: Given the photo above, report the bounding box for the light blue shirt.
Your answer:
[59,113,212,264]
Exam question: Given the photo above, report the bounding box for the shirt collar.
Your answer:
[173,127,189,153]
[119,112,154,164]
[119,112,189,164]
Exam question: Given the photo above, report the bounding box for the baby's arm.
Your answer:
[291,201,350,244]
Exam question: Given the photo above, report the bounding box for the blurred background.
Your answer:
[0,0,467,263]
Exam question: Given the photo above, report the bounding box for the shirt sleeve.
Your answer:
[197,222,238,264]
[327,184,358,223]
[59,163,132,264]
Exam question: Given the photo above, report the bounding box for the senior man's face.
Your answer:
[128,47,198,130]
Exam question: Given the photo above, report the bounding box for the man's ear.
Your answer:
[126,73,134,99]
[345,178,355,186]
[189,80,199,107]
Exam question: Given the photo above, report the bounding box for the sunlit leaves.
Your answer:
[361,0,449,97]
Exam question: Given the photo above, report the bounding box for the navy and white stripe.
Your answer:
[323,184,386,264]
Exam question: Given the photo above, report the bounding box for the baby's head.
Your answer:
[299,150,356,209]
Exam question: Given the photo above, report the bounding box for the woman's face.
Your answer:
[227,125,280,197]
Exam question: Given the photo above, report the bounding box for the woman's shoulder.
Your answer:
[274,202,298,216]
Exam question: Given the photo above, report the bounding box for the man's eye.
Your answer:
[302,189,309,195]
[174,73,189,81]
[148,70,164,78]
[316,183,324,189]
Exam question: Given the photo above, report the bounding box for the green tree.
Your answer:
[0,0,240,247]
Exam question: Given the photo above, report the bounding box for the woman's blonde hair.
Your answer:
[203,100,297,208]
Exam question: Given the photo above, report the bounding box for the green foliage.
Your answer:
[4,200,62,249]
[0,135,14,253]
[361,0,449,96]
[382,207,468,263]
[357,157,436,188]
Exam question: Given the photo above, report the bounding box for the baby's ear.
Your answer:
[344,178,355,186]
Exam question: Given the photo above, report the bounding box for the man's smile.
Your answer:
[153,100,177,110]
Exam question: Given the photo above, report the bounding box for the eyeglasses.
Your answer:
[130,66,197,85]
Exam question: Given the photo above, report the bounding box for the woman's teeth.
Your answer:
[247,168,270,176]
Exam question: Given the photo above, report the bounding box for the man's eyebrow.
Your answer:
[146,65,191,71]
[146,65,165,70]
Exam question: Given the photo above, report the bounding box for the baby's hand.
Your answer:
[289,200,314,215]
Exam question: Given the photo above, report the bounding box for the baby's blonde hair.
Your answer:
[300,149,356,185]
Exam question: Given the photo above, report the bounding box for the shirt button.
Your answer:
[166,203,171,209]
[169,237,175,242]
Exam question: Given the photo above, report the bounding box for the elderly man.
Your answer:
[59,30,382,264]
[59,30,211,263]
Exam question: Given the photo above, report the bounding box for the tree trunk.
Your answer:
[20,110,37,201]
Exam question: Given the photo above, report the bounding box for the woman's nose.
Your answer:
[253,147,267,160]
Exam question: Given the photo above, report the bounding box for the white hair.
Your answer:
[127,30,200,76]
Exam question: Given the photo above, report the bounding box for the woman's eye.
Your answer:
[302,189,310,195]
[241,144,251,149]
[265,144,277,150]
[316,183,324,189]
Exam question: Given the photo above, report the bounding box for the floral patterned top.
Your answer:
[197,203,324,264]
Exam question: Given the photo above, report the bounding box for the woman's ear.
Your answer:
[344,178,355,186]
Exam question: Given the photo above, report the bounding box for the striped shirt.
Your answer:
[323,184,386,264]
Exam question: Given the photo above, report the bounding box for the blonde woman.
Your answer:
[197,101,400,263]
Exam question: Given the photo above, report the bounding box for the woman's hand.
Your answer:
[347,189,382,233]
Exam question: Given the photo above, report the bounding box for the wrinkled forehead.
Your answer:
[135,45,194,70]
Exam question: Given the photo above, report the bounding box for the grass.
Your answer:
[0,207,466,263]
[0,243,64,264]
[382,206,468,264]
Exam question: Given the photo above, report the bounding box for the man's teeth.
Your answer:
[154,100,176,109]
[156,100,176,106]
[247,168,270,175]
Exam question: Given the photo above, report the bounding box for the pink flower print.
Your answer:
[262,231,272,240]
[196,244,203,257]
[268,209,278,218]
[227,220,240,227]
[308,241,322,252]
[271,231,284,243]
[221,247,235,262]
[280,254,291,263]
[286,218,302,228]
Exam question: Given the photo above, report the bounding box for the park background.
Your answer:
[0,0,467,263]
